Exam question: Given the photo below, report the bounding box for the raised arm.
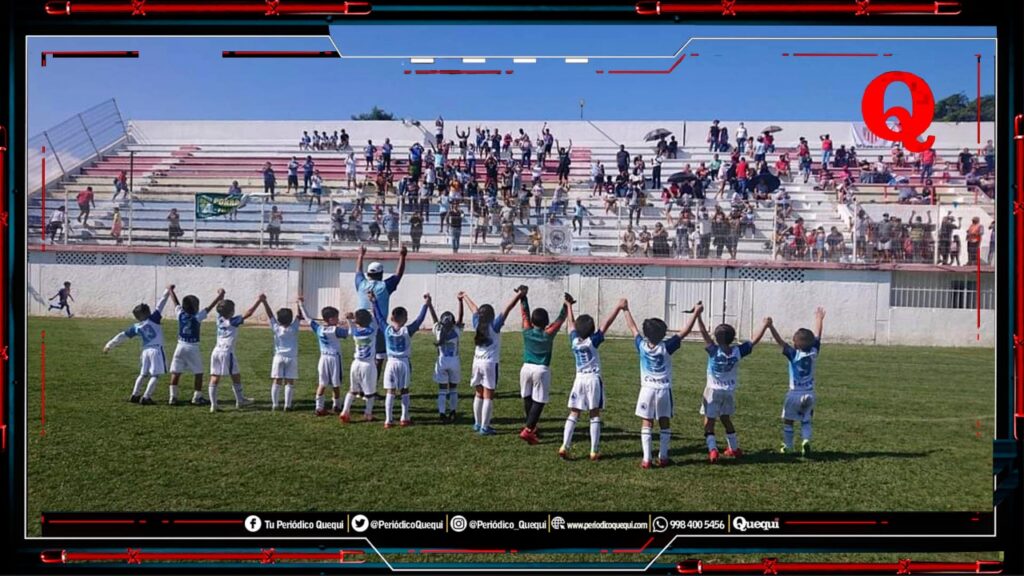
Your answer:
[814,307,825,341]
[502,289,523,320]
[154,285,173,315]
[767,323,787,348]
[622,304,640,338]
[519,292,532,330]
[460,292,479,314]
[566,300,577,332]
[408,294,432,334]
[695,314,714,345]
[367,291,387,329]
[260,297,274,320]
[544,301,570,336]
[599,299,627,334]
[355,244,366,277]
[297,298,311,324]
[204,288,226,314]
[394,244,408,280]
[456,294,465,326]
[427,294,439,324]
[296,297,306,321]
[678,302,704,339]
[169,286,180,309]
[750,317,772,346]
[242,294,264,320]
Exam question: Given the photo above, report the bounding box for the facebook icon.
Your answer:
[244,515,262,533]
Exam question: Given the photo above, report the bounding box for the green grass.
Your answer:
[26,317,993,536]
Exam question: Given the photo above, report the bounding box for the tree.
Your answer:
[933,92,994,122]
[351,106,396,121]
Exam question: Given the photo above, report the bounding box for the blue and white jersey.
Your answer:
[310,320,347,356]
[783,339,821,391]
[214,315,244,352]
[269,317,302,359]
[124,311,166,350]
[351,324,377,362]
[384,305,427,360]
[472,312,507,362]
[635,335,681,390]
[570,330,605,375]
[175,307,208,344]
[434,325,462,359]
[705,342,754,391]
[354,272,401,314]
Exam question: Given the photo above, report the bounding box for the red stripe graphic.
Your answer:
[413,69,503,75]
[790,53,879,57]
[45,1,372,16]
[222,50,338,58]
[171,519,244,524]
[612,536,655,554]
[636,1,961,16]
[603,54,686,75]
[784,520,877,525]
[419,549,505,554]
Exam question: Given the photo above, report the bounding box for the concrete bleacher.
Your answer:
[29,120,993,261]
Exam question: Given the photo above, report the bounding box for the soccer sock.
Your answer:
[192,389,204,401]
[473,395,483,425]
[659,429,672,461]
[384,394,395,424]
[590,417,602,454]
[143,377,159,400]
[523,396,534,420]
[801,421,813,442]
[782,424,794,449]
[726,433,739,451]
[364,395,374,416]
[342,392,355,415]
[315,395,325,412]
[562,414,578,450]
[437,388,447,414]
[705,434,718,452]
[270,383,281,409]
[448,389,458,413]
[131,375,146,397]
[231,383,245,402]
[209,384,218,410]
[526,401,545,430]
[400,393,410,421]
[481,398,494,429]
[169,385,179,404]
[284,384,294,409]
[641,427,653,463]
[332,390,341,410]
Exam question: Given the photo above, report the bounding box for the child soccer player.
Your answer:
[767,307,825,456]
[47,281,74,318]
[340,296,380,423]
[208,294,262,412]
[431,295,465,422]
[297,298,348,416]
[262,296,306,411]
[517,286,570,445]
[460,290,522,435]
[559,297,626,461]
[168,286,225,406]
[695,314,771,463]
[623,300,703,468]
[381,293,433,428]
[102,285,173,405]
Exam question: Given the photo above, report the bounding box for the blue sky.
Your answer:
[27,25,995,133]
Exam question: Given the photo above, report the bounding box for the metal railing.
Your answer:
[27,99,127,194]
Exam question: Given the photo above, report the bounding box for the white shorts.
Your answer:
[519,364,551,404]
[567,373,605,412]
[139,347,167,377]
[434,356,461,385]
[782,389,816,422]
[170,342,203,374]
[318,354,343,387]
[700,387,736,419]
[210,349,240,377]
[271,354,299,380]
[374,331,387,361]
[349,359,378,396]
[383,359,411,390]
[470,360,499,391]
[635,386,673,420]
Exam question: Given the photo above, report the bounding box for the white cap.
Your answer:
[367,262,384,274]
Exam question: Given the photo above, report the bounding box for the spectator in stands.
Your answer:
[285,156,299,195]
[437,192,451,235]
[734,122,747,154]
[627,186,644,227]
[957,147,974,176]
[718,125,730,153]
[339,129,349,149]
[110,207,123,245]
[332,207,346,243]
[908,211,932,263]
[876,213,894,263]
[296,155,311,196]
[735,157,749,200]
[603,187,618,215]
[741,203,756,238]
[226,180,243,221]
[434,116,445,146]
[937,212,959,265]
[965,216,984,265]
[367,206,382,243]
[948,233,962,265]
[500,220,515,254]
[167,208,184,247]
[822,226,843,261]
[775,154,791,182]
[727,211,742,259]
[920,147,936,182]
[753,136,766,164]
[921,179,936,205]
[309,170,324,211]
[651,151,665,190]
[616,145,630,174]
[524,226,540,255]
[265,206,282,249]
[987,222,995,265]
[382,207,399,252]
[312,131,321,150]
[76,186,95,226]
[300,131,311,150]
[890,143,905,168]
[667,135,679,159]
[674,210,691,258]
[364,140,376,171]
[982,140,995,174]
[834,145,848,169]
[112,170,128,202]
[449,205,463,253]
[635,225,650,257]
[819,134,833,168]
[711,210,729,259]
[408,210,424,252]
[708,120,721,152]
[47,206,66,244]
[619,224,637,256]
[262,162,276,202]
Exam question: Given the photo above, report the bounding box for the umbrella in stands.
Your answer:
[748,172,782,194]
[761,125,783,134]
[667,171,699,184]
[644,128,672,142]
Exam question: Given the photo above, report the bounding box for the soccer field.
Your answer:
[25,317,993,533]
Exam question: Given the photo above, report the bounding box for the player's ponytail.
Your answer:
[435,311,456,348]
[475,304,495,347]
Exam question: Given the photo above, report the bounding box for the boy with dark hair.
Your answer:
[48,281,74,318]
[103,285,173,405]
[168,286,225,406]
[381,293,432,428]
[262,296,306,411]
[768,308,825,456]
[207,295,262,412]
[516,286,571,445]
[298,299,349,416]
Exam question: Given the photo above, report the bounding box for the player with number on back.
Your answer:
[558,297,626,461]
[340,298,381,423]
[207,294,262,412]
[431,295,465,423]
[694,314,771,463]
[623,301,703,469]
[103,284,173,405]
[168,286,224,406]
[261,296,306,411]
[460,290,522,436]
[297,298,349,417]
[380,293,433,429]
[767,307,825,456]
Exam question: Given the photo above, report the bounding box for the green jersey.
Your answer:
[519,297,568,366]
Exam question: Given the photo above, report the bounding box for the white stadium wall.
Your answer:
[27,252,995,347]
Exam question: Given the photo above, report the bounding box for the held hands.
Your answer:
[359,245,367,256]
[366,290,377,303]
[217,288,226,296]
[423,292,432,304]
[167,284,176,291]
[815,307,826,320]
[400,245,408,256]
[514,285,529,296]
[693,301,704,316]
[563,292,576,305]
[618,298,629,311]
[345,311,355,320]
[258,293,267,302]
[456,291,466,301]
[763,317,773,327]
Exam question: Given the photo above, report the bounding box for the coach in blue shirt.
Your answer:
[355,243,408,378]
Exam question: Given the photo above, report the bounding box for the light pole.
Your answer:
[579,99,585,120]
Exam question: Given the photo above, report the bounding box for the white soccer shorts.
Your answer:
[349,359,378,396]
[383,358,411,390]
[781,390,816,422]
[634,385,673,420]
[271,354,299,380]
[317,354,343,387]
[567,373,605,412]
[139,347,167,377]
[699,387,736,419]
[210,349,240,377]
[470,360,499,391]
[433,357,461,385]
[519,364,551,403]
[170,342,203,374]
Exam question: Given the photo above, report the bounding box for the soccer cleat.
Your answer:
[315,409,330,417]
[519,428,539,445]
[400,419,412,428]
[333,406,343,414]
[708,449,720,463]
[658,458,671,468]
[447,410,458,423]
[640,459,652,469]
[383,422,393,429]
[472,423,481,432]
[128,395,141,403]
[190,396,210,406]
[479,426,498,436]
[139,397,155,406]
[801,440,811,456]
[209,405,219,413]
[558,446,570,460]
[724,448,743,458]
[780,444,792,454]
[439,413,449,423]
[589,452,601,462]
[339,412,350,424]
[236,397,255,409]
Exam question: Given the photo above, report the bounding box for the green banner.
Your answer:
[195,193,245,220]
